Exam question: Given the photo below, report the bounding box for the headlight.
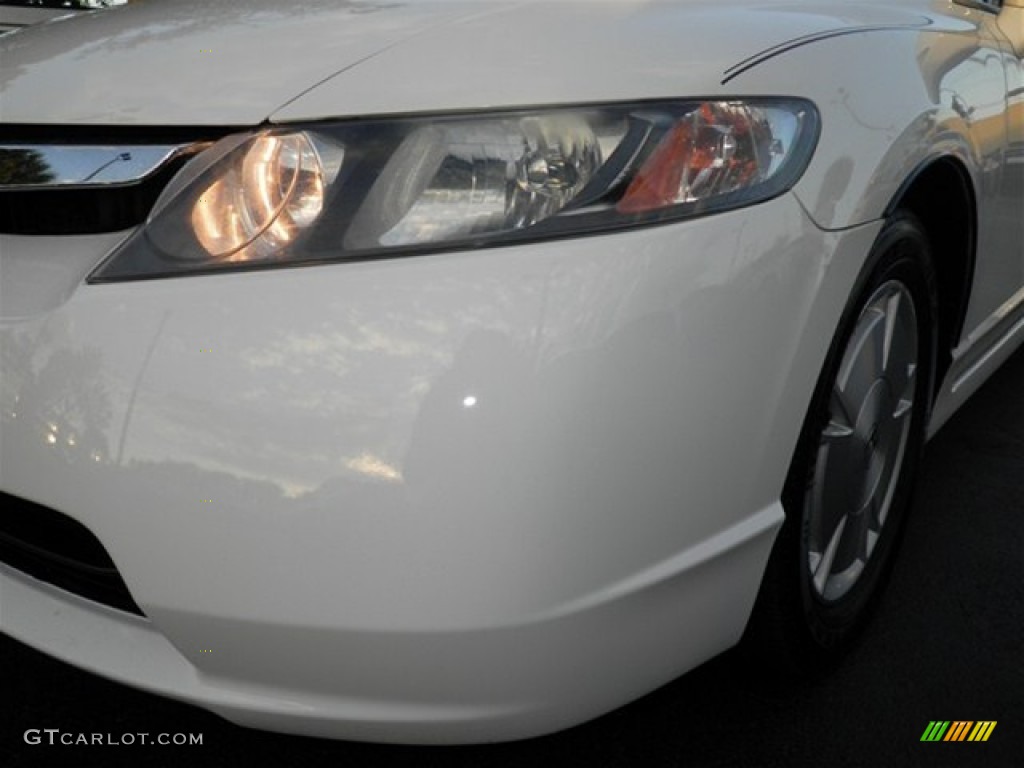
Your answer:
[90,98,818,281]
[190,132,329,260]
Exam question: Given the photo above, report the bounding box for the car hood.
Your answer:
[0,0,931,126]
[0,0,501,125]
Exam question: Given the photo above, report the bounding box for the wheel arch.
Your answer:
[882,155,977,396]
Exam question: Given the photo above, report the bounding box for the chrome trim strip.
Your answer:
[952,286,1024,393]
[0,143,199,189]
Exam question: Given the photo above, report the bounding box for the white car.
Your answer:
[1,0,1021,745]
[0,0,128,35]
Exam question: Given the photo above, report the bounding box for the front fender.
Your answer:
[731,12,1005,232]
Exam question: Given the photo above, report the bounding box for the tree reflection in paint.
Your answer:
[0,148,55,186]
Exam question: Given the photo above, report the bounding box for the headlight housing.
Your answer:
[90,98,819,282]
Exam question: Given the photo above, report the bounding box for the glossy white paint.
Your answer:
[0,0,1021,744]
[4,197,824,623]
[270,1,932,122]
[0,1,939,126]
[0,1,494,125]
[742,5,1024,339]
[0,195,883,741]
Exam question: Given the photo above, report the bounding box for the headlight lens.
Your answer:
[190,132,330,260]
[91,98,818,281]
[346,114,606,249]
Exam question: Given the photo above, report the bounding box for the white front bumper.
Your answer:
[0,194,881,742]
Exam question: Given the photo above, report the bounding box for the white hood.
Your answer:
[0,0,501,125]
[0,0,931,126]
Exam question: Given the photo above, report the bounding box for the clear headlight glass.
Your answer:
[190,132,330,260]
[346,113,609,249]
[91,98,818,282]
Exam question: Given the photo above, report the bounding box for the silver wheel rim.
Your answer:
[806,280,918,602]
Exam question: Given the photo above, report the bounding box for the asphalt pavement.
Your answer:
[2,345,1022,768]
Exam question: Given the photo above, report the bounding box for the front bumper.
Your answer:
[0,194,881,742]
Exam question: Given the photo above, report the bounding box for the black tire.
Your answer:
[743,210,938,673]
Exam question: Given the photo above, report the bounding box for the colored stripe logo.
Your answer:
[920,721,996,742]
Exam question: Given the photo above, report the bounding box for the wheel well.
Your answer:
[886,157,976,394]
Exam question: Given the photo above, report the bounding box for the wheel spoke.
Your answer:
[829,494,872,578]
[824,386,856,440]
[854,496,876,561]
[836,310,886,434]
[811,442,857,545]
[893,395,913,420]
[864,496,882,559]
[811,513,847,595]
[876,403,912,525]
[881,290,902,375]
[866,527,879,560]
[886,298,918,401]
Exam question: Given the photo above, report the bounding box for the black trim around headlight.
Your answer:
[88,98,820,282]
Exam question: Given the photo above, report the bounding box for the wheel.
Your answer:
[744,210,938,671]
